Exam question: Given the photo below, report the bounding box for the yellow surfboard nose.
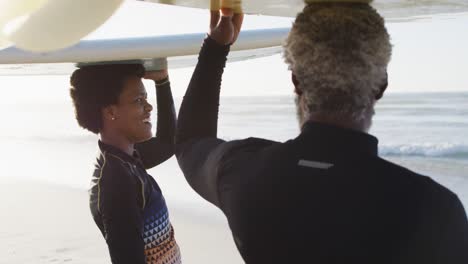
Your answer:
[211,0,243,14]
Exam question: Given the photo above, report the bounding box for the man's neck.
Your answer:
[304,114,371,133]
[100,130,134,156]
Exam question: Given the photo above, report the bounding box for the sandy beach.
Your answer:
[0,178,243,264]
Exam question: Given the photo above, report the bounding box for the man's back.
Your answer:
[210,122,468,263]
[174,35,468,263]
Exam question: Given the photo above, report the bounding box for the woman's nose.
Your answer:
[145,101,153,112]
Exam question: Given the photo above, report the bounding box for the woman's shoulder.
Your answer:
[99,151,139,187]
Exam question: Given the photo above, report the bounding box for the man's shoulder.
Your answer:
[226,137,282,150]
[375,157,459,200]
[202,137,275,155]
[213,137,288,166]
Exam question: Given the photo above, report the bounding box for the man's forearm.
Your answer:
[175,36,230,145]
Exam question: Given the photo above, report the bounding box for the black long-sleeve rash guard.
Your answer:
[175,36,468,263]
[90,81,181,264]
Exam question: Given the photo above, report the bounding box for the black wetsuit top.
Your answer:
[175,37,468,263]
[89,81,181,264]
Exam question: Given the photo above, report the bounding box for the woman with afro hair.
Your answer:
[70,62,181,264]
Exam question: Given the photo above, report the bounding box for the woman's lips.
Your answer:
[142,117,152,128]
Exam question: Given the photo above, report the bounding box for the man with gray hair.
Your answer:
[176,2,468,263]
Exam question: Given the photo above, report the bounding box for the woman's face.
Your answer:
[111,76,153,143]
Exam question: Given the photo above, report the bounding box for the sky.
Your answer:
[386,13,468,93]
[0,1,467,103]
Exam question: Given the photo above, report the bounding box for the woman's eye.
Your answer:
[135,96,148,104]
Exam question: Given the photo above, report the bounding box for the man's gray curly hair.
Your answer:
[284,2,392,125]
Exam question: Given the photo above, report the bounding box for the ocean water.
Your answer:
[0,92,467,213]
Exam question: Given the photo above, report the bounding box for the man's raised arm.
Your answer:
[175,10,244,206]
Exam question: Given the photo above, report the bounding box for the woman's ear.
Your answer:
[292,73,302,96]
[102,105,117,121]
[375,71,388,100]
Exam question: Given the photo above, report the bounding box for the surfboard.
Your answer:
[0,1,291,75]
[0,28,288,74]
[0,0,467,75]
[147,0,468,20]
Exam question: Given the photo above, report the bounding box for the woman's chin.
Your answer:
[143,133,153,142]
[134,131,153,143]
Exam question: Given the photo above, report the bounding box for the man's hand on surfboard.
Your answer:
[144,69,168,83]
[209,8,244,46]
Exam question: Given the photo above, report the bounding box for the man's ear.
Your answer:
[375,71,388,100]
[292,73,302,96]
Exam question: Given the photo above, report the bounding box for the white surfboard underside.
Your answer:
[0,28,287,75]
[0,28,288,64]
[147,0,468,19]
